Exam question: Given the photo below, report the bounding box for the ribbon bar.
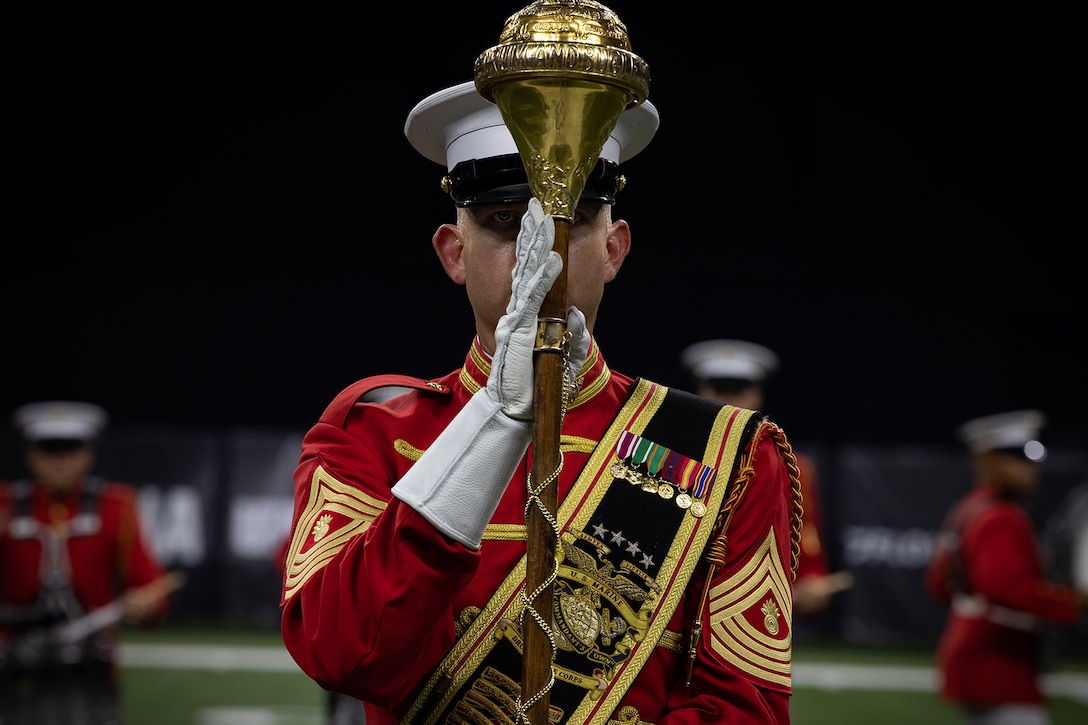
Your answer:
[614,431,716,492]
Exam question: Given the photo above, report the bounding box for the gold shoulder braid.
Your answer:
[772,424,804,582]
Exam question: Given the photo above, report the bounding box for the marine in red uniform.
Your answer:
[925,410,1088,724]
[680,339,849,616]
[279,80,802,725]
[0,401,171,725]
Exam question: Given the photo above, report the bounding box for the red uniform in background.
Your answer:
[0,478,169,724]
[925,484,1081,705]
[280,339,799,725]
[926,409,1087,723]
[794,452,831,586]
[0,478,167,635]
[1,400,170,725]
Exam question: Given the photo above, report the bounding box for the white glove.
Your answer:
[390,392,530,548]
[486,197,563,420]
[564,305,590,399]
[393,198,587,549]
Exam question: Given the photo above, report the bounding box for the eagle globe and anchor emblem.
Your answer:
[548,531,662,685]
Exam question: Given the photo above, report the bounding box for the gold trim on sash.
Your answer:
[567,395,752,724]
[402,380,754,725]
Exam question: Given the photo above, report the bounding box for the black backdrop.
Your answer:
[4,3,1085,450]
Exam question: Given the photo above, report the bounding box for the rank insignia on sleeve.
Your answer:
[282,465,387,600]
[705,528,792,689]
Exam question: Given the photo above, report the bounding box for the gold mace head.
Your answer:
[474,0,651,220]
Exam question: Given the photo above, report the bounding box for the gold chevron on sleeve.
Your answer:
[705,528,793,688]
[282,465,387,600]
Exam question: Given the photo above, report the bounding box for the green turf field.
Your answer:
[119,626,1088,725]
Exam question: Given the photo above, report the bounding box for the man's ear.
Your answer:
[432,223,466,284]
[603,219,631,282]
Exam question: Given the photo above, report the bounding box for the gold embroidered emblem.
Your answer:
[550,532,659,681]
[282,465,388,601]
[705,528,792,688]
[761,598,781,635]
[559,591,602,649]
[312,513,332,543]
[609,705,654,725]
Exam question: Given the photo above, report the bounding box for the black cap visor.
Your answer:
[445,154,621,207]
[31,438,91,454]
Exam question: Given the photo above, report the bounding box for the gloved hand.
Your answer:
[564,305,590,399]
[486,197,563,420]
[392,198,588,549]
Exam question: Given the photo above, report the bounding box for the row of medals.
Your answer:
[609,458,708,518]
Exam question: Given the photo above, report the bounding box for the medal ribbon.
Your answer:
[693,464,716,498]
[676,457,700,493]
[647,444,669,477]
[631,436,654,468]
[615,431,717,492]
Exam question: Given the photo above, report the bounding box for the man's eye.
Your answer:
[492,209,516,224]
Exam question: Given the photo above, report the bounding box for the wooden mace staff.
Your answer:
[474,2,651,722]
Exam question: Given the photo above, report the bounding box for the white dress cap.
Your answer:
[680,339,781,384]
[956,409,1047,459]
[404,80,660,170]
[13,401,109,443]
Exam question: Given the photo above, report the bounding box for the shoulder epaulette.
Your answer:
[320,374,451,430]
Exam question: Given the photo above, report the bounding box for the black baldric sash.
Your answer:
[404,378,761,725]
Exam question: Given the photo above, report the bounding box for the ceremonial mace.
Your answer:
[474,2,650,721]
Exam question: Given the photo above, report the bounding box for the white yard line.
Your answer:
[119,643,1088,703]
[791,662,1088,703]
[121,642,300,672]
[793,662,938,692]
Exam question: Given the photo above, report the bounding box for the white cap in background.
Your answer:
[13,401,108,443]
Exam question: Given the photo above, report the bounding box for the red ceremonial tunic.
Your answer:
[280,338,797,724]
[924,483,1082,706]
[0,476,168,666]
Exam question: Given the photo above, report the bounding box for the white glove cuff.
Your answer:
[391,392,531,549]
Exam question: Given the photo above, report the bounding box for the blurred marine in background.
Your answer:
[680,339,852,617]
[925,410,1088,725]
[0,401,175,725]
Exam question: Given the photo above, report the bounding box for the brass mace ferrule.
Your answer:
[473,0,651,221]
